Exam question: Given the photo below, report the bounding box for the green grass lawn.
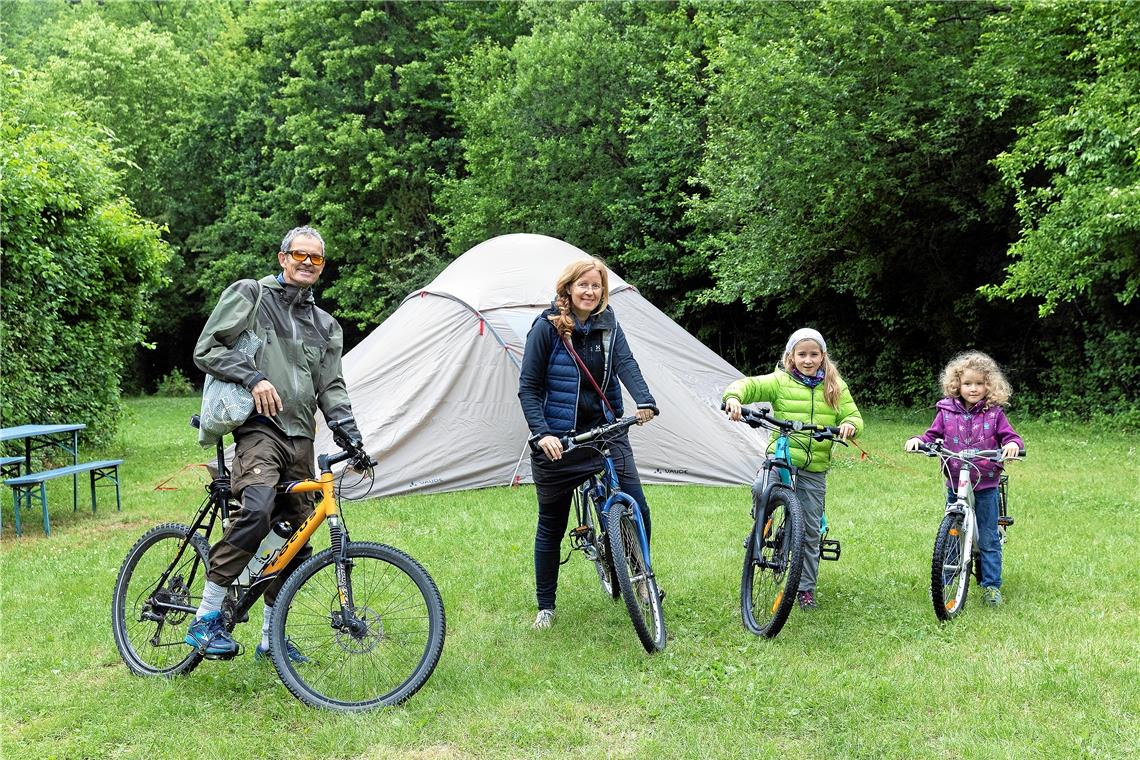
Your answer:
[2,398,1137,759]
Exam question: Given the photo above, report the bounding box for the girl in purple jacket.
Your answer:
[905,351,1024,606]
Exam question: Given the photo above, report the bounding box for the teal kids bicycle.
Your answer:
[734,406,845,638]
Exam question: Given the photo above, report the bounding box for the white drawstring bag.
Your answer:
[198,284,264,445]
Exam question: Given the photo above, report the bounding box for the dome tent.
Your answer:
[316,233,766,499]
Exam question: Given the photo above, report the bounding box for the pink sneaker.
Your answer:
[797,590,818,610]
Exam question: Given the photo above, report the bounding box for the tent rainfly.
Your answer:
[315,233,767,499]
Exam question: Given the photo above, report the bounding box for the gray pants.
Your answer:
[752,467,828,593]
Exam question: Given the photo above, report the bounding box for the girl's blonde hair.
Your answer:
[940,351,1012,408]
[779,338,845,410]
[547,257,610,336]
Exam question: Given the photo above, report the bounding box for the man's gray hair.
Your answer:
[281,225,325,253]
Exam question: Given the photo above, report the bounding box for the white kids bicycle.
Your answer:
[910,440,1023,621]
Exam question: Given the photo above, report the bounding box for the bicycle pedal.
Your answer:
[998,515,1015,527]
[820,539,841,561]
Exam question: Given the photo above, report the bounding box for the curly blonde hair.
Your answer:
[547,257,610,337]
[778,339,846,410]
[940,351,1012,408]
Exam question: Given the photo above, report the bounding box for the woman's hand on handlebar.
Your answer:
[537,435,564,461]
[724,398,743,421]
[635,407,655,425]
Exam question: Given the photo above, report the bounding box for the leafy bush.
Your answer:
[0,63,170,444]
[154,369,196,398]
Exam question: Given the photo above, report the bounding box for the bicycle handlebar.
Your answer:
[540,415,641,454]
[727,405,847,444]
[910,439,1026,462]
[328,418,377,470]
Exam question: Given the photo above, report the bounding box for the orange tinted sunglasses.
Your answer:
[285,250,326,265]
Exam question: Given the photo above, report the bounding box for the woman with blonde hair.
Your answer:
[518,257,658,630]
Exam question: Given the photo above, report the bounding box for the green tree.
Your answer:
[186,1,527,329]
[688,2,1025,398]
[1,65,170,438]
[442,1,719,324]
[975,1,1140,412]
[982,2,1139,314]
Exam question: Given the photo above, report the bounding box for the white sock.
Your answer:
[196,581,228,620]
[261,605,273,650]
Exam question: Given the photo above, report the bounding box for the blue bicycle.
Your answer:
[560,416,666,653]
[735,407,845,638]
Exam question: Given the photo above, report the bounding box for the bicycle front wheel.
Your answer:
[932,512,970,620]
[741,488,805,638]
[607,502,666,653]
[270,542,445,711]
[111,523,209,677]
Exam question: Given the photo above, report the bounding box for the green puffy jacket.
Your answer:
[194,275,358,442]
[723,370,863,472]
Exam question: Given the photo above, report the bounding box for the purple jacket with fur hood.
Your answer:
[917,398,1024,491]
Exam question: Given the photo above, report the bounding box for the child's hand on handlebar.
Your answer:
[724,398,743,421]
[904,437,924,452]
[837,422,856,441]
[1001,441,1021,459]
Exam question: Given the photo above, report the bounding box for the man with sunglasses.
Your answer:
[189,225,361,661]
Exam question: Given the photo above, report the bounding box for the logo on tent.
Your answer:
[654,467,689,475]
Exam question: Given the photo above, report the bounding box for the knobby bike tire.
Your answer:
[607,502,666,653]
[270,541,445,711]
[583,493,619,599]
[111,522,210,677]
[932,512,970,621]
[740,487,805,638]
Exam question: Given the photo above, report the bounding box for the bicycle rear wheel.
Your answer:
[583,494,619,599]
[607,502,666,653]
[741,488,804,638]
[111,523,209,676]
[270,541,445,711]
[932,512,970,621]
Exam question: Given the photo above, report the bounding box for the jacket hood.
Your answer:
[263,273,316,306]
[935,397,985,415]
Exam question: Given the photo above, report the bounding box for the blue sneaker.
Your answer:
[184,611,239,658]
[254,639,311,664]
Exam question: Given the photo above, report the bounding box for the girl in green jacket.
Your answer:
[723,328,863,610]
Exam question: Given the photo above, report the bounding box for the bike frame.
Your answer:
[564,418,653,573]
[596,444,653,569]
[154,440,358,628]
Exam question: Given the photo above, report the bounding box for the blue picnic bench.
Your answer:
[0,455,23,479]
[5,460,123,537]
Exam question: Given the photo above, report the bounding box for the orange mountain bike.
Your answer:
[111,417,445,711]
